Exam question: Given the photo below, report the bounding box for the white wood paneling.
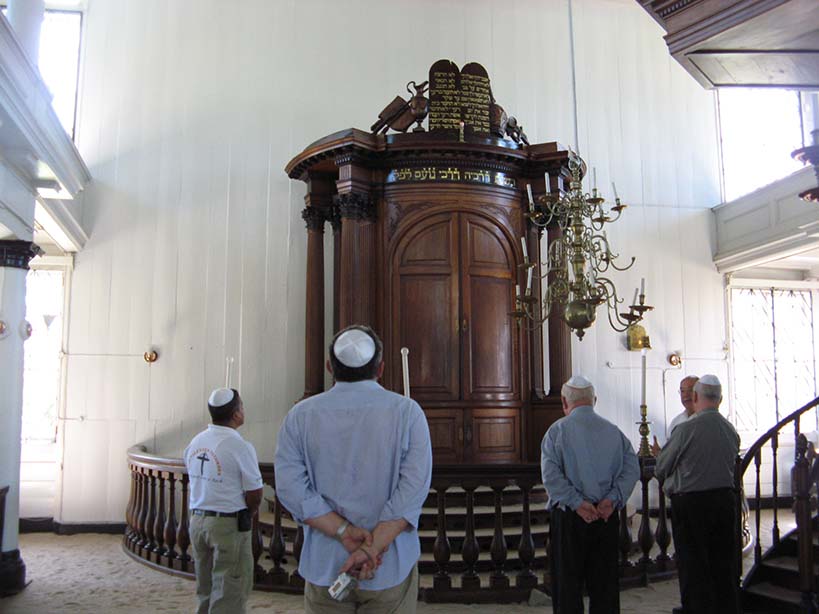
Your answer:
[57,0,723,522]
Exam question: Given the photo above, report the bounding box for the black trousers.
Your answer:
[549,507,620,614]
[671,489,740,614]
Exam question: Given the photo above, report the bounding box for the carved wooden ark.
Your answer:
[285,61,574,464]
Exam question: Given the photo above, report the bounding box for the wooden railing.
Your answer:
[124,448,675,602]
[737,396,819,567]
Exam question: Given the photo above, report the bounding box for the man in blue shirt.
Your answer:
[275,325,432,614]
[541,375,640,614]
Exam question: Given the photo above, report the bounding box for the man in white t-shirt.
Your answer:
[184,388,264,614]
[668,376,699,436]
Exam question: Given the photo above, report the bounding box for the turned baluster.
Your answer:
[153,472,167,557]
[125,466,135,539]
[490,485,509,589]
[177,474,191,569]
[461,484,480,590]
[144,472,157,552]
[619,506,633,568]
[269,496,288,584]
[290,525,305,588]
[163,473,178,562]
[794,434,816,609]
[432,486,452,591]
[754,449,762,564]
[251,513,263,583]
[654,476,670,565]
[516,483,537,589]
[137,470,150,549]
[638,459,655,572]
[771,432,780,546]
[543,508,551,587]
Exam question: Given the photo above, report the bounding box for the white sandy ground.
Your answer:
[1,533,688,614]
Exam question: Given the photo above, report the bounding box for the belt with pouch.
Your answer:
[191,509,240,518]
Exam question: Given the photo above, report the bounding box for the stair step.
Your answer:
[762,555,819,574]
[744,582,802,606]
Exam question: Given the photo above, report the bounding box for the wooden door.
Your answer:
[392,209,520,463]
[392,213,460,401]
[459,213,518,401]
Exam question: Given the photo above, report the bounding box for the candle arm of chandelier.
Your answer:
[593,276,642,332]
[607,255,636,272]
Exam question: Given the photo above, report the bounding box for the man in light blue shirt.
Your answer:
[541,376,639,614]
[275,325,432,614]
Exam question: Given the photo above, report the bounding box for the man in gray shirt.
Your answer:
[541,375,639,614]
[655,374,740,614]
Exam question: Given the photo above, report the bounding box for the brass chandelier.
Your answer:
[511,155,652,340]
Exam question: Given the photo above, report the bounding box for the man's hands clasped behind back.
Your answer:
[338,524,384,581]
[575,498,615,523]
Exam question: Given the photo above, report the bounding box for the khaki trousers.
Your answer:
[305,566,419,614]
[190,514,253,614]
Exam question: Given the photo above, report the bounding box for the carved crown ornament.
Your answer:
[371,59,529,146]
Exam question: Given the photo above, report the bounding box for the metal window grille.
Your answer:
[730,287,819,433]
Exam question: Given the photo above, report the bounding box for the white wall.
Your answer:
[56,0,723,522]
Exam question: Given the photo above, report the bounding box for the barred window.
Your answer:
[730,287,818,434]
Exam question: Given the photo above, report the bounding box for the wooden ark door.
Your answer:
[460,213,520,463]
[392,212,461,402]
[392,209,519,464]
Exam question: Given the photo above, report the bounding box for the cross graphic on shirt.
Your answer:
[197,452,210,475]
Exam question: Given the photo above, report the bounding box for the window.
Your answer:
[1,7,82,138]
[730,287,819,433]
[718,89,813,202]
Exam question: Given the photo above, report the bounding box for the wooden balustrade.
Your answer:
[124,449,678,602]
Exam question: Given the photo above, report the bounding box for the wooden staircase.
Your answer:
[738,400,819,614]
[742,527,818,612]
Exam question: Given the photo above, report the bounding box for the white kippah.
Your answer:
[565,375,593,389]
[699,374,721,387]
[208,388,235,407]
[334,329,376,368]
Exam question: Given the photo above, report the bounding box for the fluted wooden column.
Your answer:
[335,192,377,329]
[302,207,326,398]
[330,206,342,335]
[546,225,572,394]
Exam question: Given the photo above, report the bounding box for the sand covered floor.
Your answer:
[3,533,683,613]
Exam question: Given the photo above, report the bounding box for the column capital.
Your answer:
[328,204,342,233]
[334,192,376,222]
[0,241,42,270]
[301,207,326,233]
